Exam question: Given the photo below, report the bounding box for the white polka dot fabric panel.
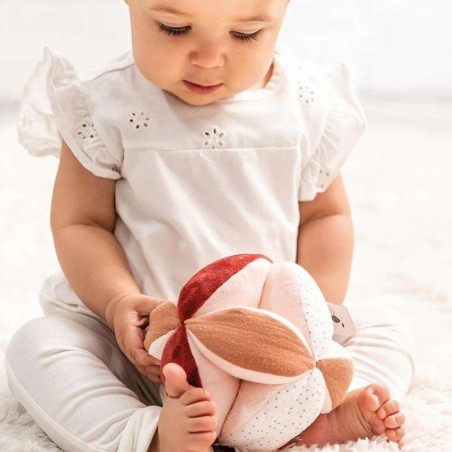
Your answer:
[221,370,325,451]
[218,263,342,451]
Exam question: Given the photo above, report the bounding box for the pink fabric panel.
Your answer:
[195,258,272,317]
[178,254,272,320]
[259,262,313,352]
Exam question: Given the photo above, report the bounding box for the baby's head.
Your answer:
[123,0,289,106]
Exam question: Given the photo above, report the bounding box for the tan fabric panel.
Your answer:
[316,358,354,409]
[144,302,180,351]
[186,308,315,377]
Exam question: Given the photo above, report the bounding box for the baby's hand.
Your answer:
[108,293,166,384]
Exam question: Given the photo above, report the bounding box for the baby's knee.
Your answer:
[350,303,414,340]
[349,303,417,379]
[5,316,60,374]
[5,315,96,376]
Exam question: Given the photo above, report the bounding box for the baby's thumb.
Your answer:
[134,294,168,315]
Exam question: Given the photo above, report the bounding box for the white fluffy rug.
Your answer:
[1,102,451,451]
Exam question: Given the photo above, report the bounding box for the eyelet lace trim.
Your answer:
[74,118,99,146]
[129,111,152,129]
[202,126,226,149]
[298,84,315,104]
[298,64,359,199]
[66,93,103,152]
[18,112,37,129]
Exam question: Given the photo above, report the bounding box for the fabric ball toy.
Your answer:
[144,254,354,452]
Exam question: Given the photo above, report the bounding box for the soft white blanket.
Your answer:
[1,102,451,451]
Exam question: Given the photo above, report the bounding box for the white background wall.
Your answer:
[1,0,451,104]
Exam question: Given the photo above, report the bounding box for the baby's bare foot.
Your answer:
[148,363,217,452]
[295,384,406,449]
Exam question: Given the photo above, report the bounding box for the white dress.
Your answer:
[17,42,367,307]
[5,43,415,452]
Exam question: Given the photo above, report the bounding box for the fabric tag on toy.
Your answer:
[327,302,356,340]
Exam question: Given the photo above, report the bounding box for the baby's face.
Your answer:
[124,0,289,106]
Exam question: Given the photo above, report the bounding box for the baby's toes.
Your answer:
[377,399,400,420]
[362,384,390,412]
[385,424,405,443]
[180,387,211,406]
[186,400,216,417]
[384,411,405,429]
[188,415,218,433]
[369,415,386,436]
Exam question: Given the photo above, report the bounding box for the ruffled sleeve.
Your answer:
[298,62,367,201]
[17,47,123,180]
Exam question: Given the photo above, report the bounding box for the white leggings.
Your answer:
[4,271,416,452]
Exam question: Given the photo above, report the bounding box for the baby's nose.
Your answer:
[190,41,225,69]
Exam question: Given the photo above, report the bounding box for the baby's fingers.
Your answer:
[133,352,162,383]
[133,347,161,370]
[145,365,163,384]
[123,326,162,380]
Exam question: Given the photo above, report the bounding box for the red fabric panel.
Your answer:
[178,253,272,321]
[161,325,202,388]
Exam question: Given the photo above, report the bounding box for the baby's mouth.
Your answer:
[183,80,223,94]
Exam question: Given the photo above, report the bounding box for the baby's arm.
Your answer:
[296,173,353,305]
[51,140,163,382]
[50,139,143,323]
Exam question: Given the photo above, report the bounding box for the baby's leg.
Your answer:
[149,363,217,452]
[340,303,416,400]
[291,303,415,449]
[5,311,162,452]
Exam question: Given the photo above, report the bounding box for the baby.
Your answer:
[6,0,415,451]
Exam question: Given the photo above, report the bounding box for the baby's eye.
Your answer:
[232,30,262,42]
[158,24,190,36]
[158,24,261,42]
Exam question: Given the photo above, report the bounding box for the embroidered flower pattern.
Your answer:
[318,168,332,189]
[129,111,151,130]
[74,118,99,145]
[202,126,226,149]
[329,100,346,128]
[18,112,37,129]
[299,85,315,104]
